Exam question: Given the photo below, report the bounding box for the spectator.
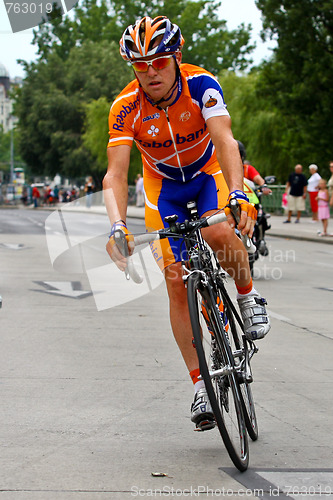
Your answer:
[53,186,59,204]
[307,164,321,222]
[327,161,333,206]
[316,179,330,236]
[282,191,289,215]
[21,186,28,206]
[284,164,307,223]
[32,185,40,208]
[84,176,95,208]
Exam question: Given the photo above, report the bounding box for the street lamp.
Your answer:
[10,125,14,184]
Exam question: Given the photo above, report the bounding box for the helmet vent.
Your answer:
[151,16,166,26]
[166,30,179,47]
[139,18,146,44]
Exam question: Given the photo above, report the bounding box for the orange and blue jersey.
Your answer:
[108,63,231,269]
[108,63,229,182]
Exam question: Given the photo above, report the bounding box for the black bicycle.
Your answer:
[115,200,259,472]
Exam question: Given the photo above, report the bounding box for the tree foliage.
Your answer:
[14,40,132,181]
[0,128,24,182]
[219,0,333,183]
[14,0,255,182]
[254,0,333,176]
[14,0,333,186]
[33,0,255,74]
[219,70,290,182]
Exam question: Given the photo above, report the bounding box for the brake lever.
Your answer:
[114,229,144,283]
[229,199,256,254]
[114,229,130,280]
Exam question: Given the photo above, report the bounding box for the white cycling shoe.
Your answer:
[191,388,215,431]
[237,292,270,341]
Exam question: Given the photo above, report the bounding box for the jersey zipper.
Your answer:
[164,107,185,183]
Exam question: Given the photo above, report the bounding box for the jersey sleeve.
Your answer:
[107,86,140,148]
[244,164,260,182]
[186,71,230,121]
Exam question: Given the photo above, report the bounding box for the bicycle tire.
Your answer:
[219,283,259,441]
[187,273,249,472]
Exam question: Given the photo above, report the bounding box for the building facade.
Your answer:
[0,62,19,133]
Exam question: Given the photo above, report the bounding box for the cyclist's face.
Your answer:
[134,52,181,106]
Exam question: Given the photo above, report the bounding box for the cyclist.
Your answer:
[237,141,272,196]
[103,16,270,430]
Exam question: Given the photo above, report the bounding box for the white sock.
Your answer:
[194,380,205,394]
[237,287,257,300]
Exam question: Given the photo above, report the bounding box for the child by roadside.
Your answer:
[316,179,331,236]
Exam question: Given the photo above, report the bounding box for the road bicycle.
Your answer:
[114,200,259,471]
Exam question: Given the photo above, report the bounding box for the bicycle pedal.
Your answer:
[194,419,216,432]
[237,372,253,384]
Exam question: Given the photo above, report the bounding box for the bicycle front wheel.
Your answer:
[219,283,259,441]
[187,273,249,472]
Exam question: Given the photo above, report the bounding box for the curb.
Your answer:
[268,231,333,245]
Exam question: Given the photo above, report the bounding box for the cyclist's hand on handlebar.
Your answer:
[225,190,257,237]
[106,220,134,271]
[260,184,272,195]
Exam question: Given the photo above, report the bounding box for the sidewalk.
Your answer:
[265,214,333,245]
[39,201,333,245]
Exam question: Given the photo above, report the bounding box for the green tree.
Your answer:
[255,0,333,175]
[15,0,256,181]
[32,0,255,74]
[14,40,132,180]
[0,128,25,182]
[82,97,142,184]
[219,70,290,181]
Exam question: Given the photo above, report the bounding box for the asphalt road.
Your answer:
[0,207,332,499]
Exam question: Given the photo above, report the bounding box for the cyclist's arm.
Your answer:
[206,115,243,192]
[252,173,272,195]
[245,165,270,191]
[252,173,264,186]
[103,145,131,224]
[103,145,132,268]
[206,115,254,235]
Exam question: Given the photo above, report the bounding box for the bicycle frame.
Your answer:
[177,204,255,386]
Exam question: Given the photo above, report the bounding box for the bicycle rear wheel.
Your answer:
[187,273,249,472]
[219,282,259,441]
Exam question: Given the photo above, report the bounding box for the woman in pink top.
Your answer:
[316,179,330,236]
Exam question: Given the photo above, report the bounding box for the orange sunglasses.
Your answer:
[131,55,174,72]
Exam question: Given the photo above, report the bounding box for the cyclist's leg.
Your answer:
[203,216,251,287]
[144,175,208,398]
[144,174,198,270]
[164,262,199,373]
[197,169,270,340]
[196,169,251,287]
[164,262,215,427]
